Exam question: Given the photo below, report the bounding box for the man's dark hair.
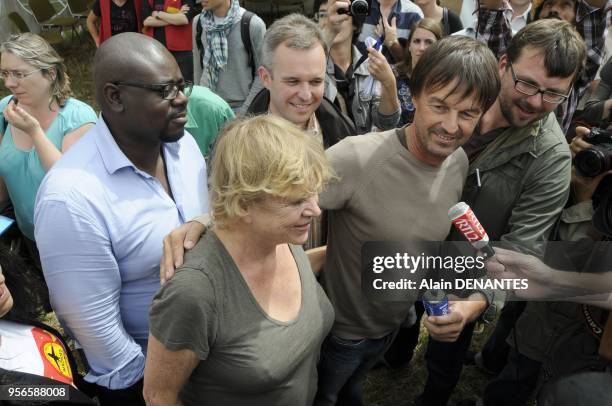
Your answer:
[314,0,328,14]
[0,243,46,323]
[411,36,500,113]
[506,19,586,80]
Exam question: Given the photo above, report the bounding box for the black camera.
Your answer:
[593,174,612,237]
[574,128,612,177]
[338,0,371,16]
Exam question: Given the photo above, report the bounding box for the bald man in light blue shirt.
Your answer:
[34,33,209,400]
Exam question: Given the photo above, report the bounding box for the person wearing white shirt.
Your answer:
[458,0,532,37]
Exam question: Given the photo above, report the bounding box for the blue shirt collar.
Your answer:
[94,114,182,176]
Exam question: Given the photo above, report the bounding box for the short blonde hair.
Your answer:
[210,115,334,226]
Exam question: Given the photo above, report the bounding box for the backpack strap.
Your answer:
[241,10,255,79]
[582,305,605,340]
[443,8,450,36]
[195,14,204,69]
[197,11,255,76]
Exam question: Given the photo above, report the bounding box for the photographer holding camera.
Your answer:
[481,125,612,405]
[580,55,612,129]
[318,0,401,133]
[571,128,612,235]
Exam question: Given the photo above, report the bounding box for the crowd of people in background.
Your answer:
[1,0,612,405]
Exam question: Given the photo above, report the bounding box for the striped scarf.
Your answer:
[201,0,241,90]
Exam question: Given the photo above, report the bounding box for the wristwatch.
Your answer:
[480,301,498,324]
[473,300,498,334]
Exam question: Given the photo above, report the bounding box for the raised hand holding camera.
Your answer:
[573,127,612,177]
[337,0,371,16]
[324,0,352,44]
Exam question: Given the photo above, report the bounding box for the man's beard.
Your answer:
[160,129,185,143]
[499,94,546,128]
[542,12,562,20]
[160,111,187,142]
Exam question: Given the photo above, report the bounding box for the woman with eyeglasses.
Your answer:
[0,34,96,262]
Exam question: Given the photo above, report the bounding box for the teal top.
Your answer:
[186,85,235,157]
[0,96,97,240]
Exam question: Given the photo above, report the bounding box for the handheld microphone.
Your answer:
[448,202,496,260]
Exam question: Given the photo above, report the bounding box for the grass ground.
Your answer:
[1,31,496,405]
[364,326,494,405]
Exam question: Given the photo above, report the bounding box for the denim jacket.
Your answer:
[324,46,400,134]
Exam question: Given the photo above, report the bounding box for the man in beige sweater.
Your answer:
[159,36,500,405]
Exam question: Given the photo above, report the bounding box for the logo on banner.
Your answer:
[32,327,73,384]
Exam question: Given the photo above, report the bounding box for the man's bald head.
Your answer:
[92,33,187,146]
[93,33,178,108]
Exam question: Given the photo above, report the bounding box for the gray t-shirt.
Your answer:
[319,127,469,339]
[149,231,334,405]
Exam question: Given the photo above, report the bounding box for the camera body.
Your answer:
[574,128,612,177]
[593,174,612,237]
[338,0,371,16]
[585,127,612,145]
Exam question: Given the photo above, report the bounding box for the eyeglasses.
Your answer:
[0,68,43,81]
[508,61,569,104]
[113,81,193,100]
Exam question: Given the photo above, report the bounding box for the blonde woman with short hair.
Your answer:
[144,115,335,406]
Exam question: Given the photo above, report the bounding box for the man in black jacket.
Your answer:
[246,13,355,148]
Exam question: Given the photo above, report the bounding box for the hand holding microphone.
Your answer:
[449,202,516,284]
[421,202,499,341]
[448,202,496,261]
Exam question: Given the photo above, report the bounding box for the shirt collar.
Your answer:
[263,105,320,136]
[395,0,410,14]
[306,113,320,135]
[352,46,371,76]
[94,114,182,175]
[452,27,477,37]
[507,2,532,19]
[327,46,370,76]
[575,0,600,23]
[307,113,325,146]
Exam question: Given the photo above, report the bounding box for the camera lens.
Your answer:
[593,175,612,237]
[351,0,369,15]
[575,146,612,177]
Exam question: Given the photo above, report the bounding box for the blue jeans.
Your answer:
[314,331,395,406]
